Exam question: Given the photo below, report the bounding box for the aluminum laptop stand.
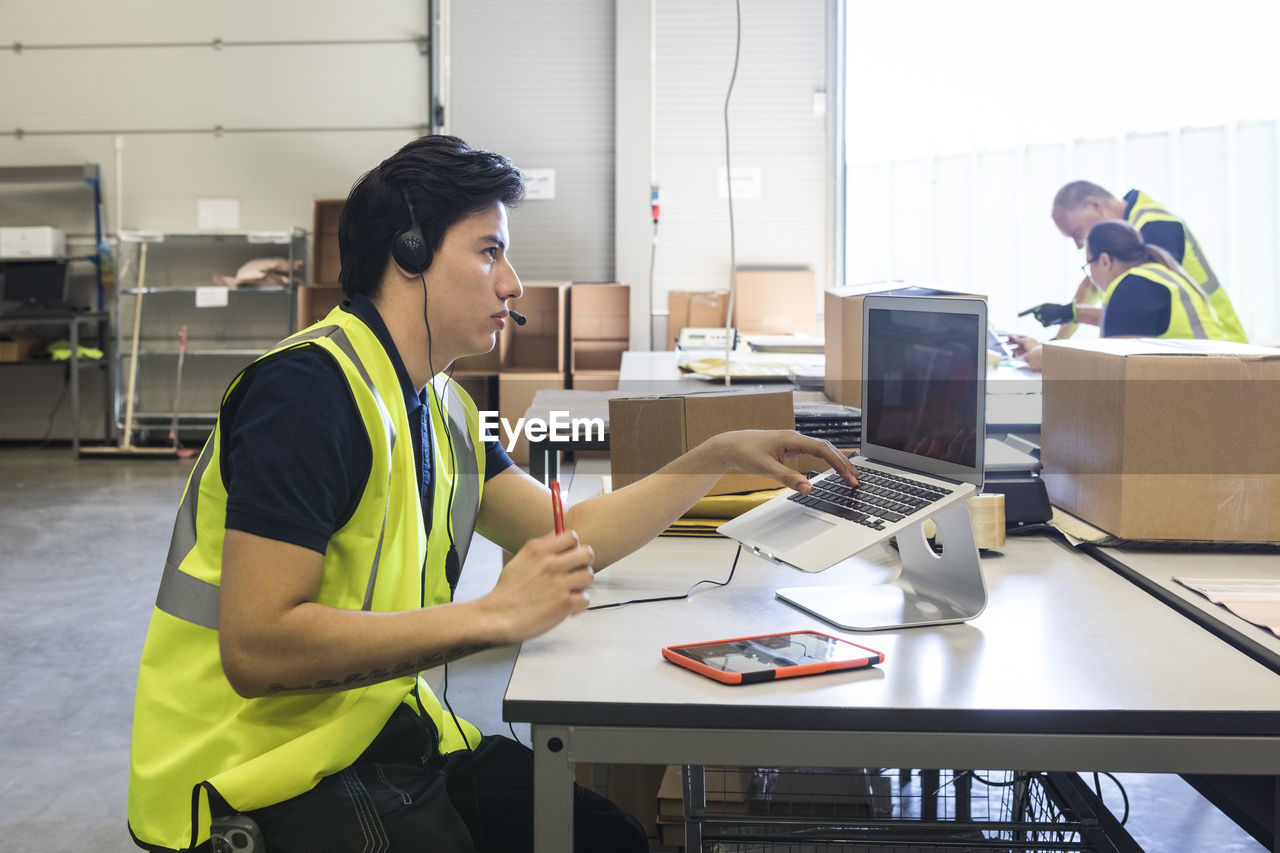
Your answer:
[776,500,987,631]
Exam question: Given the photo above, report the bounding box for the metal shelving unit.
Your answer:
[0,164,105,310]
[113,229,306,438]
[0,164,112,449]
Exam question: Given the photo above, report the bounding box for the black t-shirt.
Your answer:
[222,294,513,553]
[1124,189,1186,263]
[1101,273,1172,338]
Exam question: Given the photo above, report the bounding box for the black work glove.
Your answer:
[1018,301,1076,327]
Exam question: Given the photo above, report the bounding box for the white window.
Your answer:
[842,0,1280,343]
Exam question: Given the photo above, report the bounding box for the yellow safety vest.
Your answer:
[1126,190,1248,342]
[1101,262,1227,341]
[127,306,486,852]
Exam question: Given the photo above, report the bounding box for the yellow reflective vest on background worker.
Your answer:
[127,306,486,852]
[1126,190,1248,342]
[1101,262,1227,341]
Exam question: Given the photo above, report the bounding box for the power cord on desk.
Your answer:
[586,544,743,611]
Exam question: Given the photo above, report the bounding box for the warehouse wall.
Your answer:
[447,0,617,283]
[448,0,832,344]
[650,0,828,314]
[0,1,433,438]
[0,0,432,234]
[1,1,836,440]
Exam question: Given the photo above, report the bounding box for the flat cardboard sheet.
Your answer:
[1174,577,1280,637]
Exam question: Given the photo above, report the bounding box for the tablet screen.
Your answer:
[669,631,873,675]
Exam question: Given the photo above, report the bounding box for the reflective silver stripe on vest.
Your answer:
[317,329,398,611]
[155,436,221,629]
[1144,266,1208,339]
[1133,204,1223,296]
[438,379,481,569]
[154,324,398,628]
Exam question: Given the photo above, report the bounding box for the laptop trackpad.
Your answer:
[754,507,835,552]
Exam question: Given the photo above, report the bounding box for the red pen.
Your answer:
[550,480,565,534]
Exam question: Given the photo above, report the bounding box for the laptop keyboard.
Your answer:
[787,468,951,531]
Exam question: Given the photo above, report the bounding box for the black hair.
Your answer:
[338,135,525,298]
[1086,219,1178,268]
[1053,180,1115,212]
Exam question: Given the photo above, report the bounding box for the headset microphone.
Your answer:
[508,309,527,326]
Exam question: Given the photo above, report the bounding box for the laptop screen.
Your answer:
[861,295,987,486]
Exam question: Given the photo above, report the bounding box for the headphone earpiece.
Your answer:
[392,190,431,275]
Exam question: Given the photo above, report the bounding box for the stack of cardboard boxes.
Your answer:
[569,282,629,391]
[666,290,729,350]
[665,269,818,351]
[295,199,345,330]
[496,281,570,464]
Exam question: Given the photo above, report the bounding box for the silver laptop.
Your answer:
[719,294,987,573]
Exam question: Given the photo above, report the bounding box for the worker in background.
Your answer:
[127,134,858,853]
[1009,219,1227,370]
[1020,180,1247,342]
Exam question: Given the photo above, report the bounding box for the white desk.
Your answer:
[503,531,1280,851]
[1090,546,1280,670]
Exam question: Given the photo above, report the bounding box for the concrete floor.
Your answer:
[0,445,1266,851]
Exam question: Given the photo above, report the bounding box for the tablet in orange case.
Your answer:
[662,630,885,685]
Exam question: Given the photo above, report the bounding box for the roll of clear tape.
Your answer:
[967,492,1006,550]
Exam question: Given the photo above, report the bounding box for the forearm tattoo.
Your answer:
[266,643,493,694]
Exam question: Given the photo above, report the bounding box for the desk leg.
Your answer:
[530,441,547,485]
[69,319,81,457]
[532,724,575,853]
[682,765,705,852]
[100,318,112,446]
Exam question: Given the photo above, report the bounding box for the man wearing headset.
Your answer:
[127,135,858,852]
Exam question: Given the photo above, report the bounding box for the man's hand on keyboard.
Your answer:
[707,430,858,494]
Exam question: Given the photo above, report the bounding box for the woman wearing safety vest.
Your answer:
[1026,181,1248,344]
[1009,219,1229,370]
[126,135,859,853]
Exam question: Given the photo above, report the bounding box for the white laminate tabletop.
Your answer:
[1093,545,1280,658]
[504,531,1280,739]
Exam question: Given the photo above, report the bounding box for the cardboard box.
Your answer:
[571,339,627,373]
[505,281,569,372]
[295,284,344,330]
[571,370,620,392]
[0,226,65,259]
[1041,338,1280,543]
[570,282,630,340]
[454,345,501,374]
[734,269,817,336]
[450,373,496,412]
[609,389,794,495]
[497,370,566,465]
[823,282,959,406]
[667,290,729,350]
[0,329,43,362]
[312,199,344,284]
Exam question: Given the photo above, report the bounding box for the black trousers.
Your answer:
[243,706,648,853]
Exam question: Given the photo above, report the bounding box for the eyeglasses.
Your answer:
[1080,257,1095,273]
